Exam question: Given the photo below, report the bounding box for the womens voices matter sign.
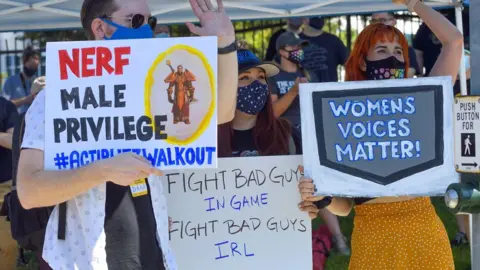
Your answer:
[44,37,218,170]
[300,77,456,197]
[165,155,312,270]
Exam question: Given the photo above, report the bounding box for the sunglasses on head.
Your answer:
[102,14,157,30]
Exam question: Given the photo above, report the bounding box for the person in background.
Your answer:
[299,0,463,268]
[265,18,305,63]
[300,17,349,82]
[1,47,44,114]
[413,7,470,95]
[269,31,311,153]
[269,32,351,256]
[0,97,18,270]
[371,12,420,78]
[16,0,238,269]
[155,24,170,38]
[414,7,471,246]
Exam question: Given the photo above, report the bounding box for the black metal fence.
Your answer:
[0,13,423,88]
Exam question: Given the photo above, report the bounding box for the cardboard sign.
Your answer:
[44,37,218,170]
[300,77,456,197]
[454,96,480,173]
[165,156,312,270]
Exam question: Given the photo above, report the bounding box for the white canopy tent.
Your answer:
[0,0,475,267]
[0,0,456,32]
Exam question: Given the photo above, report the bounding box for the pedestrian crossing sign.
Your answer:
[454,96,480,173]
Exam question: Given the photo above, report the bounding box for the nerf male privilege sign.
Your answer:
[300,77,456,197]
[44,37,218,171]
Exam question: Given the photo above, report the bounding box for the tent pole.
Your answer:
[469,0,480,267]
[455,2,467,96]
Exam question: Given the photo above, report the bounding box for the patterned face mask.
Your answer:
[287,49,305,65]
[237,80,269,115]
[365,56,406,80]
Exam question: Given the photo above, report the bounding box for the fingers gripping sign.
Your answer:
[186,0,235,37]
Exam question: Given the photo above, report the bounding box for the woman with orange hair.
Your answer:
[298,0,463,269]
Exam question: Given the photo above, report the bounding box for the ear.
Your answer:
[359,59,367,72]
[91,18,107,40]
[279,49,288,58]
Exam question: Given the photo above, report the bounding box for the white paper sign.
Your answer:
[454,96,480,173]
[165,155,312,270]
[300,77,456,197]
[44,37,218,170]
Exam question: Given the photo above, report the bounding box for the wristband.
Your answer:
[407,0,420,12]
[313,196,333,210]
[218,40,237,55]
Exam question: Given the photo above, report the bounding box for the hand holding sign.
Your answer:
[31,76,46,95]
[94,153,163,186]
[291,77,308,95]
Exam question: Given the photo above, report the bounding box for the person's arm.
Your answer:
[17,91,162,209]
[217,36,238,124]
[18,150,109,209]
[0,129,13,149]
[185,0,238,125]
[405,0,463,82]
[271,78,306,117]
[0,99,18,149]
[2,77,36,108]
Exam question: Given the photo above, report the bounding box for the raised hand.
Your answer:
[186,0,235,38]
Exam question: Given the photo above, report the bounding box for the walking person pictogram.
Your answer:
[461,133,476,157]
[465,135,472,155]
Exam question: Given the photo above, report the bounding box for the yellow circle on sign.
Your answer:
[144,44,216,146]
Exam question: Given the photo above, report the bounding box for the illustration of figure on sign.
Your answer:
[461,133,476,157]
[164,60,197,124]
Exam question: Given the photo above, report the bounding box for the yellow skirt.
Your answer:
[349,197,454,270]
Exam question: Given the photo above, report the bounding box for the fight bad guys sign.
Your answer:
[44,37,218,170]
[300,77,455,197]
[165,155,312,270]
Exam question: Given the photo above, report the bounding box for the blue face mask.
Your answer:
[156,33,170,38]
[102,19,153,40]
[237,80,269,115]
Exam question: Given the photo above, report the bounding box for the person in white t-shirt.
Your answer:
[16,0,238,269]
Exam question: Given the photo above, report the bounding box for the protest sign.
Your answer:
[300,77,456,197]
[44,37,218,170]
[165,155,312,270]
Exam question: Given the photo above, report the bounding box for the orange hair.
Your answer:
[345,23,410,81]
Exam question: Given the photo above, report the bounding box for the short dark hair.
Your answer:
[81,0,118,40]
[22,46,40,64]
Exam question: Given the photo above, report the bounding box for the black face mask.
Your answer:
[309,17,325,30]
[365,56,406,80]
[23,66,37,77]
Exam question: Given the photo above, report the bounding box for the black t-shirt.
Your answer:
[231,129,260,157]
[104,181,166,270]
[413,11,470,76]
[407,47,420,75]
[0,97,18,183]
[299,32,349,82]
